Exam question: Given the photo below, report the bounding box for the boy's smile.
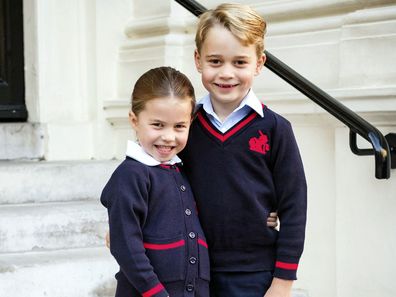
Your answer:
[195,24,265,120]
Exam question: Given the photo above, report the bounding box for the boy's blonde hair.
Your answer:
[195,3,266,58]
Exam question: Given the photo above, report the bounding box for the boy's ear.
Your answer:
[255,53,266,76]
[128,111,138,130]
[194,49,203,73]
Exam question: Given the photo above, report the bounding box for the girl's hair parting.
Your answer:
[195,3,266,58]
[131,66,196,116]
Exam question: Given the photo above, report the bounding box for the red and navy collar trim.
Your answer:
[159,163,181,172]
[196,107,262,142]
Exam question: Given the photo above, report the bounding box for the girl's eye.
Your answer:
[175,124,186,129]
[151,123,163,128]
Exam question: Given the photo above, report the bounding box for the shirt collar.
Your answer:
[125,140,182,166]
[196,89,264,119]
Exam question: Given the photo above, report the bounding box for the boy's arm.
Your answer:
[271,117,307,281]
[105,212,279,248]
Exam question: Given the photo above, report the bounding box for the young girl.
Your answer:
[101,66,210,297]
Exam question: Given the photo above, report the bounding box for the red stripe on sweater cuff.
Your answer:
[275,261,298,270]
[142,283,164,297]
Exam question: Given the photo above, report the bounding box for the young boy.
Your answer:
[180,3,307,297]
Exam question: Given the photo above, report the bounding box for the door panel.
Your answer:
[0,0,27,121]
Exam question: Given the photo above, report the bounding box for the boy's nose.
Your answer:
[219,64,234,78]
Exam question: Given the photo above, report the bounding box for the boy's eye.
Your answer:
[175,124,187,129]
[151,123,163,128]
[235,60,247,66]
[208,59,221,65]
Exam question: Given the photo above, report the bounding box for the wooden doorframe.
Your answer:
[0,0,27,122]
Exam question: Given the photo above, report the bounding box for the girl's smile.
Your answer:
[129,96,192,163]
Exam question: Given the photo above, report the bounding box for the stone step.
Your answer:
[0,200,108,253]
[0,123,45,160]
[0,160,119,204]
[0,247,117,297]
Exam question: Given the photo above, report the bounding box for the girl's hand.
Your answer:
[105,231,110,248]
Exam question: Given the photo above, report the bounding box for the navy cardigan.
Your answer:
[101,158,210,297]
[181,106,307,280]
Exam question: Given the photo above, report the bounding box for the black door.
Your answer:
[0,0,27,121]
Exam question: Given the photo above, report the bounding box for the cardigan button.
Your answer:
[186,284,194,292]
[189,257,197,264]
[185,208,192,216]
[180,185,186,191]
[188,232,196,239]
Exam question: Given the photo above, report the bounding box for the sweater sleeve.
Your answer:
[101,163,169,297]
[271,117,307,280]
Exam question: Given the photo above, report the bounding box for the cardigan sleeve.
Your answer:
[270,117,307,280]
[101,162,169,297]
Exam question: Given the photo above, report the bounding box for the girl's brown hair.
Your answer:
[131,66,195,116]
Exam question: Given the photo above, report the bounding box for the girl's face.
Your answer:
[129,96,192,163]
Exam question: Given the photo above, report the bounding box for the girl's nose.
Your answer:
[161,133,176,142]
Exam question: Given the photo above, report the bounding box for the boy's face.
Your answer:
[129,97,192,163]
[194,24,265,115]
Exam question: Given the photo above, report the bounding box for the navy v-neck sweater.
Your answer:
[181,106,307,280]
[101,158,210,297]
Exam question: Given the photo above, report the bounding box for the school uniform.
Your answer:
[180,90,307,296]
[101,141,210,297]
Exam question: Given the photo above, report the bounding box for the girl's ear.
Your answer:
[194,49,203,73]
[255,53,266,76]
[129,111,138,130]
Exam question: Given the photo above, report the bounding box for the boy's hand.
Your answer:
[267,212,279,229]
[105,231,110,248]
[264,277,292,297]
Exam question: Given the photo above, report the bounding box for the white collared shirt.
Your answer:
[196,90,264,133]
[125,140,182,166]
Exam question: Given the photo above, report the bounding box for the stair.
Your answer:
[0,160,118,204]
[0,200,108,253]
[0,160,120,297]
[0,247,118,297]
[0,123,45,160]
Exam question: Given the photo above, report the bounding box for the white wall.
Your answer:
[23,0,396,296]
[23,0,133,160]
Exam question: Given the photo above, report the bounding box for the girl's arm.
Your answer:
[101,165,169,297]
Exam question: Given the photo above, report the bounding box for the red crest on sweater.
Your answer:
[249,130,270,154]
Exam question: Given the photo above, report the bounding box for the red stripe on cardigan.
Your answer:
[142,283,165,297]
[159,164,180,172]
[198,238,208,248]
[143,239,185,250]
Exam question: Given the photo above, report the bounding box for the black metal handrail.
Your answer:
[175,0,395,179]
